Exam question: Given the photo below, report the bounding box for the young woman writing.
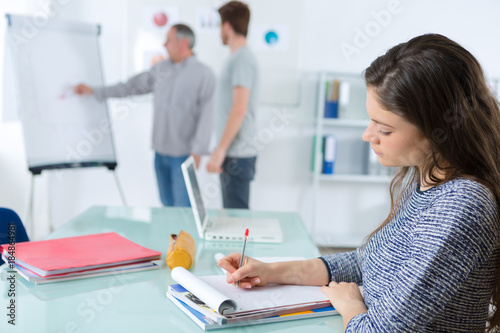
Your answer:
[218,34,500,332]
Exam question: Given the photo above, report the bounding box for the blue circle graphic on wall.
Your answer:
[264,30,279,45]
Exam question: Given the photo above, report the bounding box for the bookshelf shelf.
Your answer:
[317,174,392,183]
[322,118,369,128]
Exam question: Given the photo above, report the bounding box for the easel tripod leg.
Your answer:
[27,174,35,238]
[113,171,127,206]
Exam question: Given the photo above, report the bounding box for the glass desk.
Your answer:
[0,206,343,332]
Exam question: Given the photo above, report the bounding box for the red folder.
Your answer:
[1,232,161,276]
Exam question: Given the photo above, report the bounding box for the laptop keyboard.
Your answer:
[206,217,250,241]
[206,217,283,243]
[211,217,250,231]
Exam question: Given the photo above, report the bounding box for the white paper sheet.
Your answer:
[171,265,330,316]
[171,267,237,314]
[199,276,329,313]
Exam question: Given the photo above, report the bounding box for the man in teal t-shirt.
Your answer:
[207,1,259,209]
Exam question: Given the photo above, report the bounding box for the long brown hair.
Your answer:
[364,33,500,331]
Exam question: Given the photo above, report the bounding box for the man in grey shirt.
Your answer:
[207,1,259,209]
[74,24,215,207]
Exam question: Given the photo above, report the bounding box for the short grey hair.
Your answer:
[173,23,195,49]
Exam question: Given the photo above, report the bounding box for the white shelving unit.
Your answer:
[322,118,369,127]
[310,72,392,247]
[317,174,392,183]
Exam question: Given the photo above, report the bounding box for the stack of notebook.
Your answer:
[1,232,161,284]
[167,267,338,330]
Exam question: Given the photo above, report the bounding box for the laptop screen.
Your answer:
[186,161,207,226]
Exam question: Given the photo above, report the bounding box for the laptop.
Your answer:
[181,156,283,243]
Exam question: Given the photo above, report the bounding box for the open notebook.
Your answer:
[168,266,334,326]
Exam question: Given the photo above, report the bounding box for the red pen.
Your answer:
[236,229,249,288]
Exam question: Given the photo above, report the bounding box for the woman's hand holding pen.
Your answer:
[217,253,269,289]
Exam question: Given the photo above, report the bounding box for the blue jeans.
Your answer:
[154,153,190,207]
[220,156,256,209]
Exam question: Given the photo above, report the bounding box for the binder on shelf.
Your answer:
[312,135,326,174]
[338,81,351,118]
[324,79,339,118]
[324,78,353,119]
[322,135,336,174]
[311,135,318,172]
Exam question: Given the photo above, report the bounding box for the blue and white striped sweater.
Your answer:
[321,178,500,332]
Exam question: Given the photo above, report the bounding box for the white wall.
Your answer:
[1,0,500,243]
[300,0,500,77]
